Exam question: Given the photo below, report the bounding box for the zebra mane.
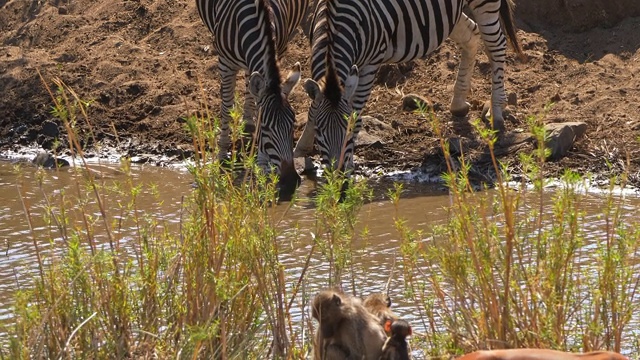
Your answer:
[256,0,283,98]
[322,0,343,105]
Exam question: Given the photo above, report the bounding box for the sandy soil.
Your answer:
[1,0,639,187]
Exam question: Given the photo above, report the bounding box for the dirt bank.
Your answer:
[1,0,639,187]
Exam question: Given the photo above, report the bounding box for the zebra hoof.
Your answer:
[490,118,506,133]
[481,102,506,132]
[450,103,470,117]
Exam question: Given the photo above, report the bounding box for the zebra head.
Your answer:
[248,62,302,199]
[303,64,359,174]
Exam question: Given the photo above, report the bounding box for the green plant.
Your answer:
[4,78,318,359]
[395,105,640,356]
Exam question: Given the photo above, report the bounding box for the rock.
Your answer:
[401,94,430,112]
[130,154,152,164]
[13,124,28,135]
[32,151,70,169]
[294,157,316,175]
[41,120,60,138]
[507,92,518,106]
[544,122,588,160]
[361,115,394,132]
[498,131,535,148]
[355,129,384,148]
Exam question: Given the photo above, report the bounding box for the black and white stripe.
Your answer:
[196,0,309,196]
[294,0,524,172]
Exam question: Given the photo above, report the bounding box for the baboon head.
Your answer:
[312,290,345,338]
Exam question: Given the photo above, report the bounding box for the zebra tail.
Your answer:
[500,0,528,63]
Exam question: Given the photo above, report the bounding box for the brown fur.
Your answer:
[456,349,629,360]
[362,293,398,334]
[312,290,386,359]
[380,319,412,360]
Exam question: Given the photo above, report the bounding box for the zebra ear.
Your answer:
[303,79,322,101]
[282,62,301,97]
[248,72,266,98]
[344,65,359,101]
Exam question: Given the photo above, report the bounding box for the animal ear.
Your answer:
[249,72,266,98]
[304,79,322,101]
[343,64,359,101]
[384,319,392,333]
[331,294,342,306]
[282,62,302,96]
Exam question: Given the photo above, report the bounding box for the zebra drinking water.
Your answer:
[294,0,525,173]
[196,0,310,197]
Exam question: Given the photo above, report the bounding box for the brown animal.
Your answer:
[380,319,412,360]
[456,349,629,360]
[312,290,387,359]
[363,293,398,334]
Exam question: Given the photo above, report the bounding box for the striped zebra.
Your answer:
[294,0,525,172]
[196,0,310,197]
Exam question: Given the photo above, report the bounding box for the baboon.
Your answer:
[363,293,398,334]
[312,290,387,359]
[380,319,412,360]
[456,349,629,360]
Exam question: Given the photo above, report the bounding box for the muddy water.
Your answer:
[0,160,194,326]
[1,159,639,353]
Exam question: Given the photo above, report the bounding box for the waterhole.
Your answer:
[0,159,638,355]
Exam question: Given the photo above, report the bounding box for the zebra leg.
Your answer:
[449,14,480,118]
[218,61,239,160]
[294,78,317,172]
[243,75,257,136]
[468,0,509,130]
[293,114,315,158]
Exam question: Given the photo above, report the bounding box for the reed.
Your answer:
[3,78,332,359]
[395,105,640,357]
[4,78,638,359]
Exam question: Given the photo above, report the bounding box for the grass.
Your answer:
[393,107,640,357]
[1,79,639,359]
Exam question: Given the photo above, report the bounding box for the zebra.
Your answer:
[196,0,310,197]
[293,0,525,173]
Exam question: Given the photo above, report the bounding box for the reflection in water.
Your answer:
[0,160,193,327]
[0,159,639,355]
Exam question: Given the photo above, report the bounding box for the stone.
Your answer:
[361,115,394,132]
[401,94,430,112]
[544,121,588,160]
[32,151,70,169]
[355,129,384,148]
[41,120,59,138]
